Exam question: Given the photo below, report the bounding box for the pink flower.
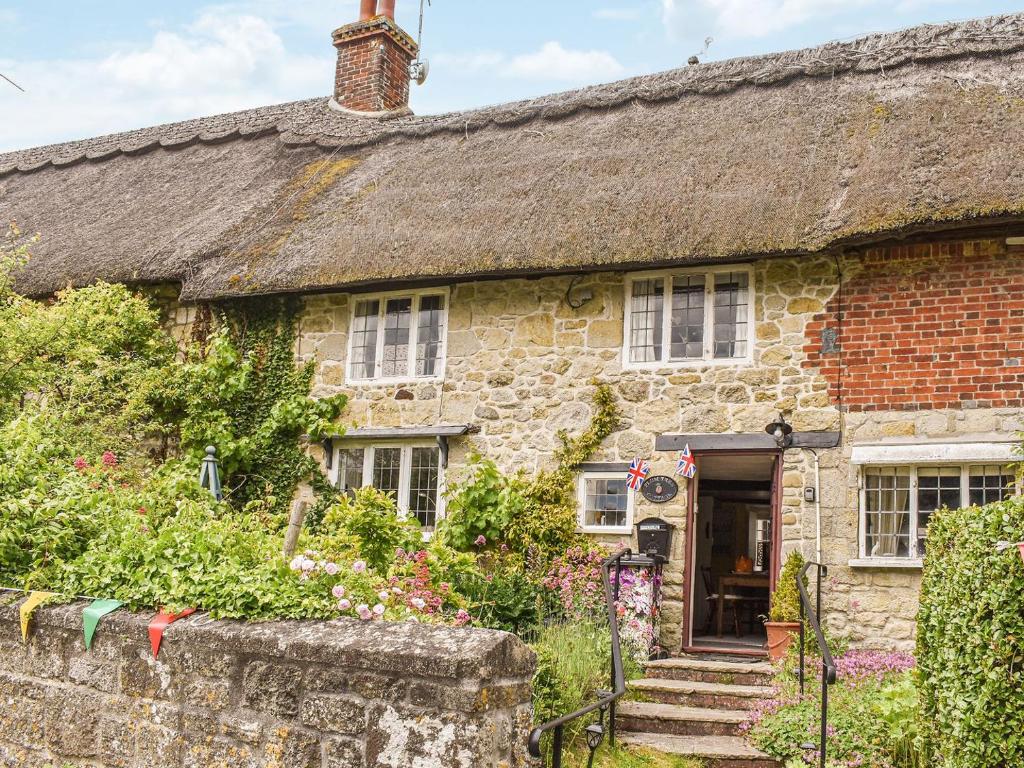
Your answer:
[356,604,372,620]
[337,599,352,611]
[300,558,316,573]
[474,535,487,547]
[73,457,88,470]
[324,562,340,576]
[455,609,471,626]
[331,585,346,599]
[101,451,118,468]
[378,590,390,602]
[411,597,427,611]
[372,604,386,617]
[289,556,304,571]
[352,560,367,574]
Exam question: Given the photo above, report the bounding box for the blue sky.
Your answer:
[1,0,1020,152]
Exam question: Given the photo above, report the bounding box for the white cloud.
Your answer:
[504,42,625,82]
[594,8,643,21]
[0,10,331,153]
[435,42,624,85]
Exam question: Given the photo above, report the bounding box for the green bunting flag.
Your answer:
[83,599,123,650]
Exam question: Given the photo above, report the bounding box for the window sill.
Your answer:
[622,357,752,372]
[581,526,633,536]
[345,375,445,387]
[847,558,923,570]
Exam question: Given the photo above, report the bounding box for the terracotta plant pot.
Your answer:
[764,621,801,662]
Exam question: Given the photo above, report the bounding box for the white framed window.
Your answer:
[334,442,444,529]
[858,464,1020,561]
[347,288,448,383]
[577,471,635,535]
[622,266,753,368]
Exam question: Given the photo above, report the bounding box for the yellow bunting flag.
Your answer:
[20,591,56,642]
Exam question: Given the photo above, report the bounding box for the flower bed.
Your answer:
[745,649,920,768]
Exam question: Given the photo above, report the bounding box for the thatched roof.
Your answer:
[4,13,1024,300]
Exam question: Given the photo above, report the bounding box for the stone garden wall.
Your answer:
[0,598,535,768]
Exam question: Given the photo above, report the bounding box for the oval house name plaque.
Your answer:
[640,475,678,504]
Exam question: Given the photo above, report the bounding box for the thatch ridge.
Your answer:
[3,12,1024,177]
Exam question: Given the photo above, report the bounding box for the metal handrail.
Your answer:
[797,561,837,768]
[527,548,633,768]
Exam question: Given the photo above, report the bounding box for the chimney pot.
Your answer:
[332,0,418,114]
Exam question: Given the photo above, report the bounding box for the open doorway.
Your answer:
[685,452,779,654]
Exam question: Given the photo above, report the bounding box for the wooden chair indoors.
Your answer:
[701,566,743,637]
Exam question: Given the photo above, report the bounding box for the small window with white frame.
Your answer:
[334,443,443,529]
[577,471,635,534]
[348,289,448,382]
[860,463,1020,560]
[623,267,752,367]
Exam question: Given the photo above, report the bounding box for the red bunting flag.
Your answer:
[148,608,196,658]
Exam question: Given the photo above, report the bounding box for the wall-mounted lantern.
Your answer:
[765,413,793,448]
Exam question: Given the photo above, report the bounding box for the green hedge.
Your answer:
[917,494,1024,766]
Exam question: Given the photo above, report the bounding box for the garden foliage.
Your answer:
[917,494,1024,767]
[747,649,921,767]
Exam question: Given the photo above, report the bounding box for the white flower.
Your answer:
[410,597,426,611]
[378,590,390,602]
[289,555,304,571]
[372,604,386,617]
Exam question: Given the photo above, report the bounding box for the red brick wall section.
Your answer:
[803,239,1024,411]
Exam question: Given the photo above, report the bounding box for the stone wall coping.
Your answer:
[0,598,535,684]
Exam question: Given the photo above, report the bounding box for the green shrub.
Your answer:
[439,456,525,550]
[917,495,1024,766]
[320,487,423,573]
[769,550,805,623]
[459,560,540,634]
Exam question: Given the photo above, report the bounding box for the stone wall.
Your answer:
[297,255,841,649]
[148,236,1023,653]
[0,598,535,768]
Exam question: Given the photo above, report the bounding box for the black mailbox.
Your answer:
[636,517,675,563]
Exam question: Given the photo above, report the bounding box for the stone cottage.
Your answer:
[3,6,1023,655]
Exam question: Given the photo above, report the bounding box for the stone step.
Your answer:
[618,732,781,768]
[644,657,775,687]
[617,700,749,737]
[628,678,775,710]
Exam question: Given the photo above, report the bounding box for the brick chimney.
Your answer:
[331,0,418,115]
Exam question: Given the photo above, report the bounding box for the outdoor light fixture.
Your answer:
[584,722,605,767]
[765,413,793,448]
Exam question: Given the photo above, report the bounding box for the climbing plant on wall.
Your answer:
[157,296,346,521]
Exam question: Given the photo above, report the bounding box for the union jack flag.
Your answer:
[625,458,650,491]
[676,445,697,479]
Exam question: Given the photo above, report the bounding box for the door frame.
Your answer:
[680,448,783,656]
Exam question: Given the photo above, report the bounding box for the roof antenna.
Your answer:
[688,36,713,66]
[409,0,431,86]
[0,72,25,92]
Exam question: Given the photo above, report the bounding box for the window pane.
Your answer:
[371,448,402,499]
[629,279,664,363]
[351,300,380,379]
[381,298,412,378]
[409,447,440,528]
[584,477,628,528]
[969,465,1015,506]
[712,272,749,359]
[863,467,911,558]
[917,467,961,554]
[336,448,365,494]
[670,275,705,359]
[416,295,445,377]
